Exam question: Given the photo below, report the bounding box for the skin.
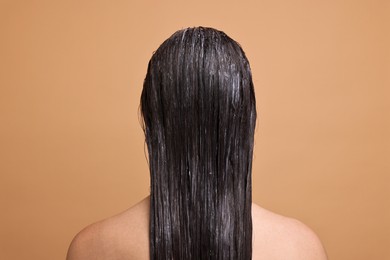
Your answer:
[67,196,328,260]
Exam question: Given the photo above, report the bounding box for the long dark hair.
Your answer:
[140,27,257,260]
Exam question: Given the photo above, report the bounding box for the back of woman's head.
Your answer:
[141,26,257,260]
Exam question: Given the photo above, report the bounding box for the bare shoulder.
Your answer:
[66,198,326,260]
[252,203,327,260]
[66,197,150,260]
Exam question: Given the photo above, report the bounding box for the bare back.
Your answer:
[67,197,327,260]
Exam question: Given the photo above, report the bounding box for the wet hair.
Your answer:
[140,26,257,260]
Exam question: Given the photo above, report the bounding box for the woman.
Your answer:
[67,27,327,260]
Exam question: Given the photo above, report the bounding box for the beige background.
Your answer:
[0,0,389,259]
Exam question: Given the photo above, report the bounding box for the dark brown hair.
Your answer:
[140,26,257,260]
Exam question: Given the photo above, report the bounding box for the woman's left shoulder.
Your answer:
[66,197,150,260]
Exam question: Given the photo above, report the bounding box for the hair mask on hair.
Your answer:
[140,26,257,260]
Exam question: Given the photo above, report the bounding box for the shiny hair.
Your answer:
[140,27,257,260]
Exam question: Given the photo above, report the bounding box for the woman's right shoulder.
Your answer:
[252,203,328,260]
